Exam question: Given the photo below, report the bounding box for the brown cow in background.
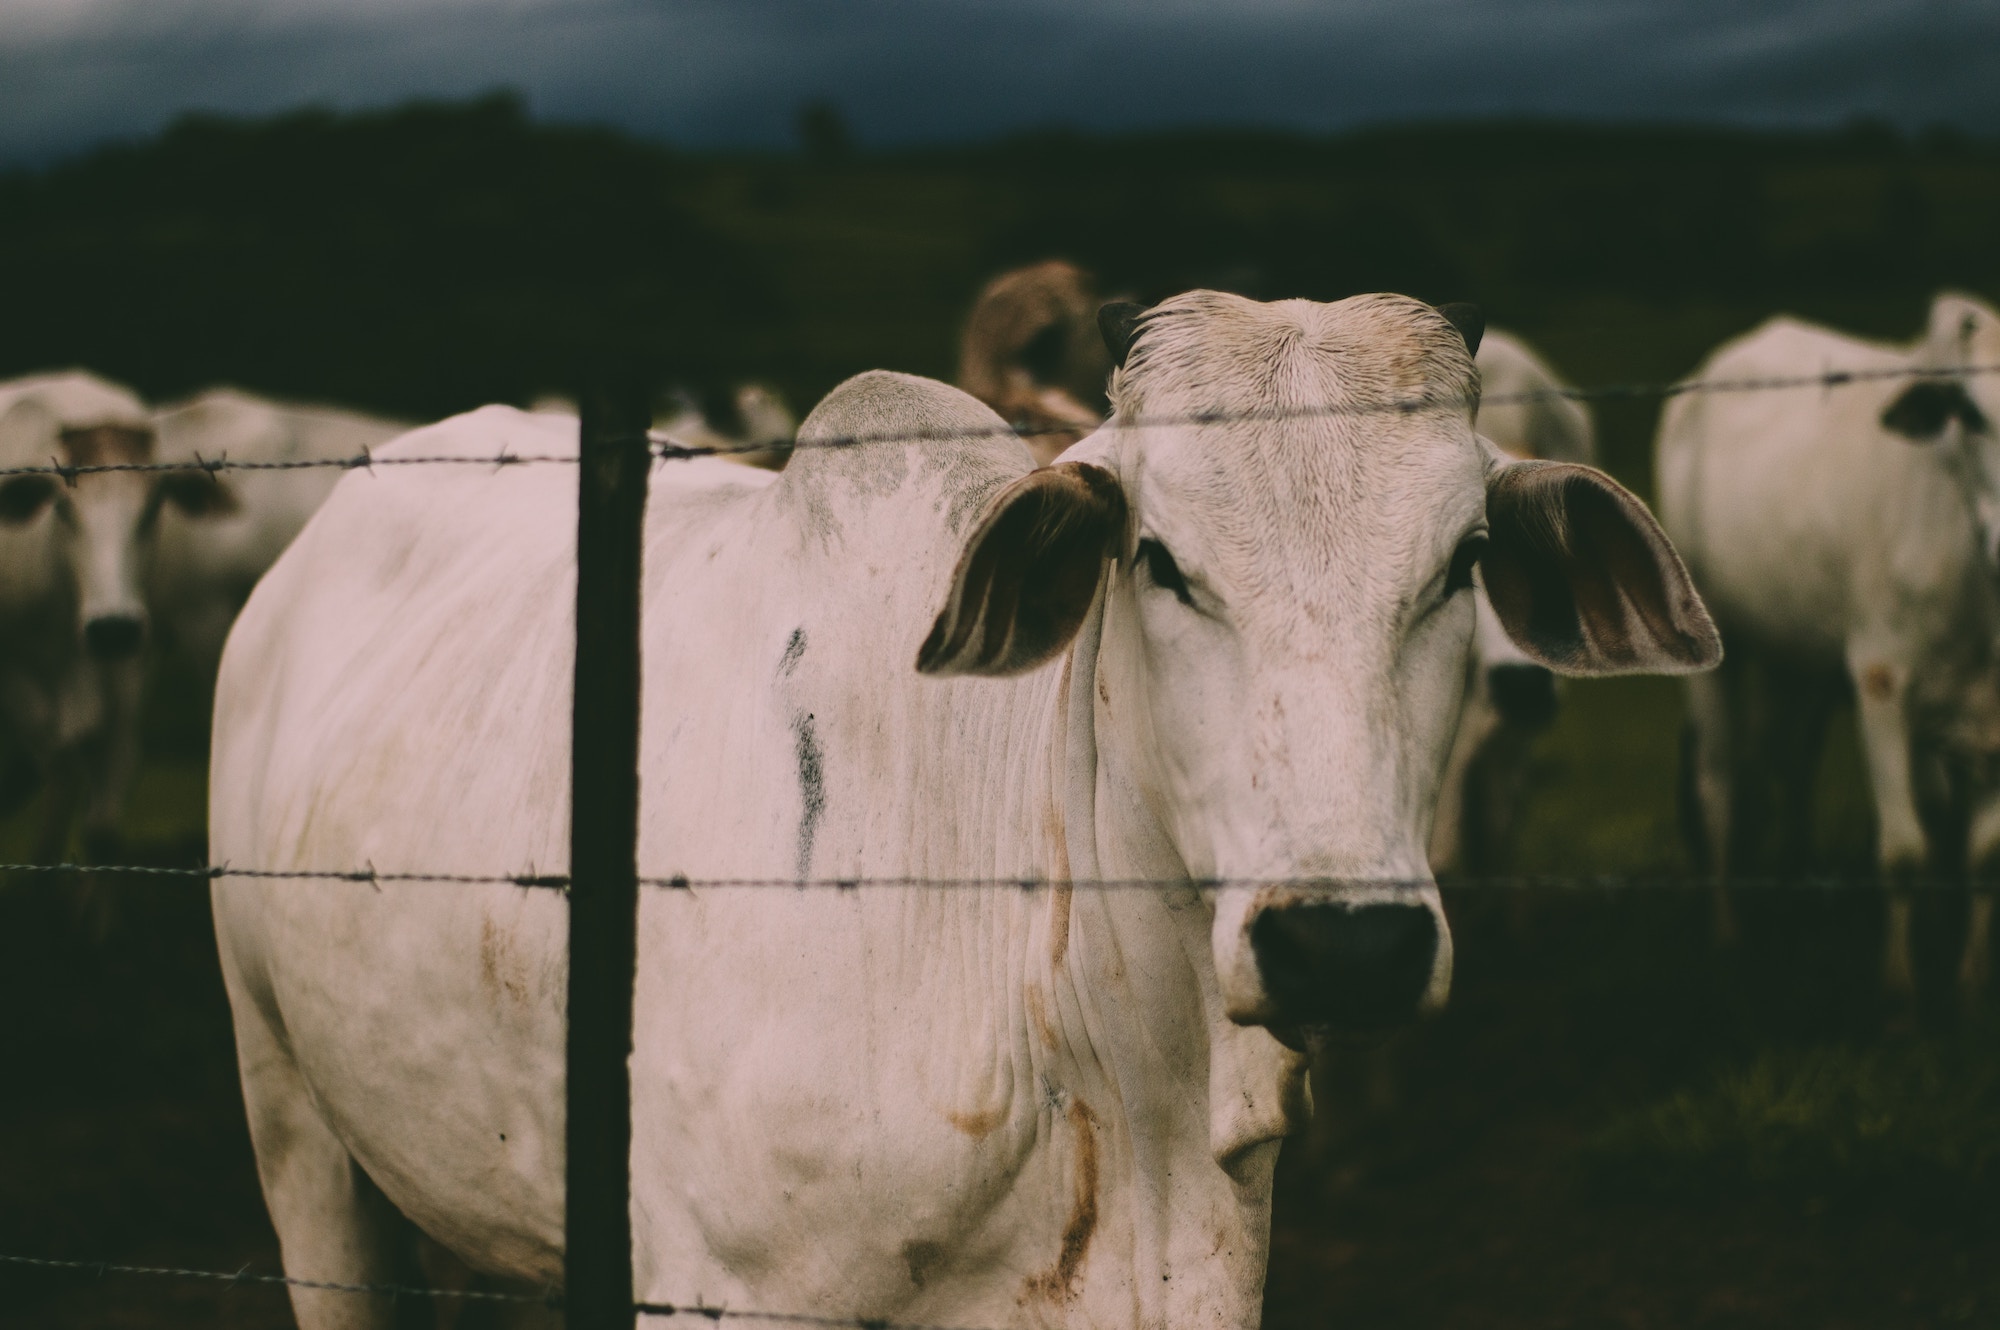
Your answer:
[957,260,1113,464]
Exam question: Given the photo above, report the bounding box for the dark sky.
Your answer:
[2,0,1997,163]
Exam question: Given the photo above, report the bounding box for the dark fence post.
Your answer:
[567,376,651,1328]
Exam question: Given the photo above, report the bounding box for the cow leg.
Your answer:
[1682,666,1739,944]
[34,753,79,866]
[1849,654,1926,1001]
[0,741,40,819]
[1962,789,2000,1008]
[1963,893,1994,1008]
[227,984,413,1329]
[1767,661,1840,873]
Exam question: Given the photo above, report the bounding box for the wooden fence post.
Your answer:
[567,377,651,1328]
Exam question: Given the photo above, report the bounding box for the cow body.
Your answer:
[1656,293,2000,1001]
[150,388,409,682]
[0,371,155,867]
[1430,330,1597,874]
[212,293,1715,1328]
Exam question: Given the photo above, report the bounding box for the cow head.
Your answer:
[957,261,1113,466]
[1881,292,2000,567]
[920,291,1719,1039]
[0,380,171,663]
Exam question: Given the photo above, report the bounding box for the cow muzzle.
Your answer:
[83,613,146,662]
[1252,900,1438,1031]
[1215,883,1453,1035]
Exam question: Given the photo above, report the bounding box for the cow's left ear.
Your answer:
[1483,460,1721,676]
[1882,379,1990,442]
[919,462,1128,676]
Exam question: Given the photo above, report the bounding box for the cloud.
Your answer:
[0,0,1994,164]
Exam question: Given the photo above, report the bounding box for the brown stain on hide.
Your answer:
[1048,883,1072,967]
[944,1105,1007,1139]
[1022,1099,1099,1303]
[1862,664,1898,701]
[1024,981,1059,1050]
[479,918,530,1006]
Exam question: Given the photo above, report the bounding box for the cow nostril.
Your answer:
[1250,902,1438,1031]
[1487,664,1558,729]
[83,615,145,661]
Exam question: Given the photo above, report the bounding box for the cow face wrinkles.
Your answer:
[929,291,1717,1035]
[1069,293,1481,1033]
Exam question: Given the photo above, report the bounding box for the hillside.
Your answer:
[2,95,1998,487]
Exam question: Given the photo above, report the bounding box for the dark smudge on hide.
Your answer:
[791,710,826,879]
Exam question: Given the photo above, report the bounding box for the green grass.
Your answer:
[1589,1023,2000,1207]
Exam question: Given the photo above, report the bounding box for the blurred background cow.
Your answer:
[1659,292,2000,1012]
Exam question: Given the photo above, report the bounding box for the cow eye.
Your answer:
[0,475,58,525]
[1137,537,1194,606]
[157,471,237,518]
[1445,533,1488,594]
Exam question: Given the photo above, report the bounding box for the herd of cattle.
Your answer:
[4,269,1997,1327]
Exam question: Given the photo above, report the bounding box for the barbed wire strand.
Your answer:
[635,1302,999,1330]
[4,861,1994,891]
[3,360,1996,479]
[0,1251,1009,1330]
[0,1252,552,1306]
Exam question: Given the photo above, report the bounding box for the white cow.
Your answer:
[1657,291,2000,1003]
[655,383,798,471]
[148,388,409,682]
[211,292,1716,1329]
[1430,330,1598,873]
[0,371,156,869]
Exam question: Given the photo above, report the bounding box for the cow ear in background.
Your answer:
[918,462,1128,676]
[1098,302,1146,369]
[1482,460,1721,677]
[1881,379,1990,442]
[1435,303,1484,356]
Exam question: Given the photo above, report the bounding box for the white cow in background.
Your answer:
[654,382,798,471]
[211,292,1717,1329]
[148,388,409,682]
[1657,291,2000,1006]
[0,371,157,871]
[1430,329,1599,874]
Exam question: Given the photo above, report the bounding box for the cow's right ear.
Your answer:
[1882,379,1989,442]
[918,462,1128,676]
[1483,460,1721,676]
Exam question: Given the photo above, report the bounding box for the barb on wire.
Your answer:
[3,361,1996,479]
[0,1252,556,1307]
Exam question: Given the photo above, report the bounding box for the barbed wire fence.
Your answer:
[1,358,1996,479]
[5,355,1998,1326]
